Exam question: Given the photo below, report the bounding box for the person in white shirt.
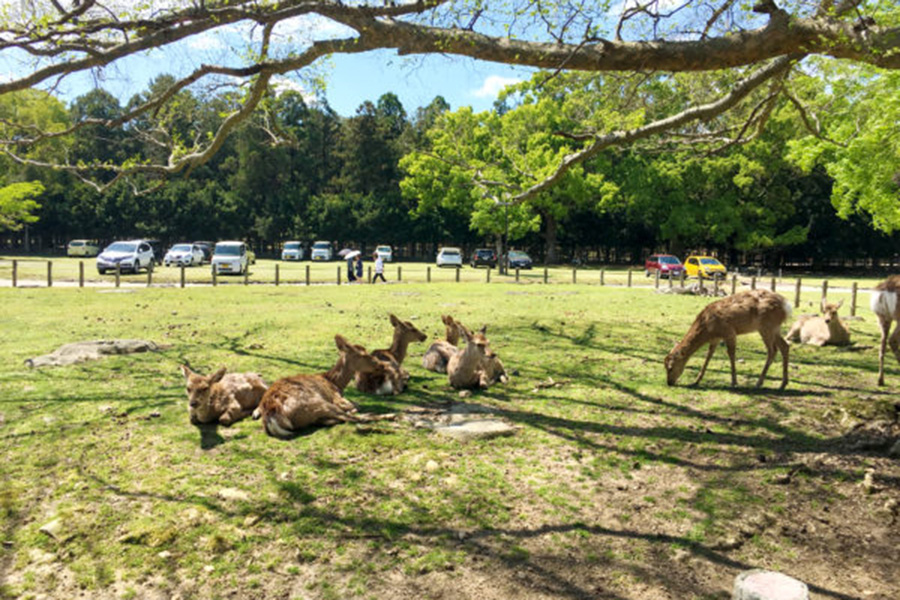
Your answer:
[373,252,386,283]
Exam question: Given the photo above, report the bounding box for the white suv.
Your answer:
[436,247,463,268]
[310,240,333,261]
[281,241,304,261]
[96,240,154,274]
[211,241,249,275]
[375,245,393,263]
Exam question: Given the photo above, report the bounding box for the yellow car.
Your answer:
[684,255,727,279]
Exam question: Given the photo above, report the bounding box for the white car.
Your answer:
[281,241,304,261]
[211,241,249,275]
[164,243,204,267]
[67,239,100,257]
[310,240,333,261]
[375,245,393,263]
[436,247,463,268]
[96,240,155,274]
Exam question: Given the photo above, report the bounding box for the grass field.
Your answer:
[0,282,898,599]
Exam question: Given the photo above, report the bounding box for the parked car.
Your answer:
[192,241,214,264]
[506,250,533,270]
[684,255,727,279]
[281,241,304,261]
[211,241,250,275]
[96,240,154,274]
[145,239,163,265]
[164,243,204,267]
[67,239,100,257]
[645,254,685,279]
[310,240,333,261]
[436,247,463,268]
[375,245,393,263]
[470,248,497,268]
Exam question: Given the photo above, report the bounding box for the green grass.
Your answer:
[0,282,898,598]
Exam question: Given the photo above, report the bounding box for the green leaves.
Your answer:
[0,181,43,230]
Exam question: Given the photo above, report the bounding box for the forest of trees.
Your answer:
[0,68,898,268]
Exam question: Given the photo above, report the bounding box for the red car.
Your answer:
[645,254,685,279]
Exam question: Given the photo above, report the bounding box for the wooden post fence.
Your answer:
[426,266,431,283]
[486,268,491,283]
[750,276,756,290]
[822,279,828,302]
[795,278,802,308]
[146,266,153,287]
[600,269,605,286]
[305,264,310,286]
[572,267,576,284]
[180,266,186,288]
[47,261,52,287]
[79,261,84,288]
[275,264,280,286]
[115,263,121,288]
[211,268,217,287]
[336,266,341,285]
[654,270,660,289]
[456,267,461,283]
[669,273,674,289]
[851,282,858,316]
[543,267,548,284]
[11,260,16,288]
[243,267,249,286]
[770,277,776,292]
[627,269,632,288]
[680,270,686,288]
[515,268,520,283]
[731,274,737,295]
[398,265,402,282]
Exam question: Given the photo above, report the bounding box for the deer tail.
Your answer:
[870,289,897,319]
[781,298,793,319]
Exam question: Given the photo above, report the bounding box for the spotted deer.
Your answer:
[664,289,792,389]
[356,314,427,395]
[253,335,390,438]
[447,325,507,389]
[180,365,267,426]
[422,314,463,373]
[870,275,900,385]
[786,298,851,347]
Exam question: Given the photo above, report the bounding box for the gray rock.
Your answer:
[434,419,518,442]
[733,570,808,600]
[38,519,63,541]
[26,339,158,368]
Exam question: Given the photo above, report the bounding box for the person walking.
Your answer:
[373,252,386,283]
[346,252,356,283]
[355,254,364,282]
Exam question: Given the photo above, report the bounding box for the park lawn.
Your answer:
[0,283,897,600]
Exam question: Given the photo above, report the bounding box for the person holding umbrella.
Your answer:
[355,253,364,282]
[345,249,359,282]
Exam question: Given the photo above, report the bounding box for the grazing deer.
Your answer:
[180,365,267,426]
[664,289,792,389]
[253,335,388,438]
[356,314,426,395]
[786,299,851,347]
[422,314,463,373]
[870,275,900,385]
[447,325,507,389]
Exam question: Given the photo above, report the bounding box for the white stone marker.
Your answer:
[734,570,809,600]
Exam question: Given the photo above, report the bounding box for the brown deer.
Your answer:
[786,299,851,347]
[870,275,900,385]
[664,289,792,389]
[356,314,426,395]
[180,365,267,426]
[253,335,389,438]
[422,314,463,373]
[447,325,507,389]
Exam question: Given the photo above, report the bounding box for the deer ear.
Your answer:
[441,314,452,325]
[335,334,349,351]
[479,325,488,335]
[210,367,227,383]
[390,314,401,327]
[835,299,843,310]
[180,364,193,380]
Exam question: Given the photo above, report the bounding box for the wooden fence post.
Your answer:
[275,264,280,286]
[770,277,776,292]
[751,276,756,290]
[337,265,341,285]
[456,267,460,283]
[427,266,431,283]
[572,267,576,284]
[627,269,632,288]
[795,278,801,308]
[211,268,217,287]
[851,282,858,316]
[487,268,491,283]
[146,266,153,287]
[180,265,186,288]
[243,266,249,286]
[515,268,520,283]
[731,274,737,295]
[79,261,84,288]
[12,260,16,288]
[47,261,52,287]
[699,275,705,291]
[543,267,548,284]
[669,272,674,289]
[600,269,605,286]
[305,264,310,286]
[115,263,121,288]
[654,270,660,289]
[680,270,686,288]
[821,279,828,302]
[398,265,402,282]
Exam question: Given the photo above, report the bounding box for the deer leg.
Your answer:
[877,316,893,386]
[756,331,778,388]
[775,334,790,389]
[724,337,738,387]
[888,320,900,368]
[693,342,718,386]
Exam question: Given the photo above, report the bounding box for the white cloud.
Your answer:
[271,76,317,103]
[188,32,226,51]
[471,75,522,99]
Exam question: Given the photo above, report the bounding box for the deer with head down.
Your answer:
[180,365,267,426]
[786,298,851,347]
[355,314,427,395]
[422,314,463,373]
[664,289,792,389]
[447,325,508,389]
[253,335,391,438]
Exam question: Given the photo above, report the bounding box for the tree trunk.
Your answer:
[543,214,559,265]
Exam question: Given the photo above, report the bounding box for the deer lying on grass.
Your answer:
[253,335,391,438]
[786,299,851,347]
[422,314,463,373]
[664,289,792,389]
[447,325,508,389]
[356,314,427,395]
[180,365,267,426]
[870,275,900,385]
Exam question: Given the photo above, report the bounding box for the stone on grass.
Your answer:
[38,519,63,541]
[733,570,808,600]
[25,339,158,368]
[433,419,517,442]
[217,488,250,502]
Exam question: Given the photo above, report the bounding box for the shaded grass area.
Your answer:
[0,284,898,599]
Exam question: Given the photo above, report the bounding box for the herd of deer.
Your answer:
[182,276,900,437]
[180,314,508,438]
